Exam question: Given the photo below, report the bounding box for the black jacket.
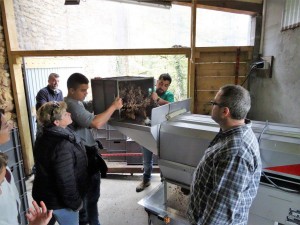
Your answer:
[32,126,88,211]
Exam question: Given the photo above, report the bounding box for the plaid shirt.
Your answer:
[187,120,261,225]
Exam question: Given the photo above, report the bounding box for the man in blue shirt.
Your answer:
[35,73,63,111]
[136,73,174,192]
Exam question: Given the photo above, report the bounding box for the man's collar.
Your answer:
[221,119,252,134]
[47,85,60,94]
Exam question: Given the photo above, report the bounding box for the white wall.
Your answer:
[249,0,300,126]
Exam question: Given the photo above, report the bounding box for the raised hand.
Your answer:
[26,200,53,225]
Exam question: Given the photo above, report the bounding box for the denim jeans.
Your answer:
[53,208,79,225]
[79,172,101,225]
[142,147,153,182]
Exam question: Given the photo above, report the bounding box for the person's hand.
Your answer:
[113,97,123,110]
[151,92,159,102]
[26,200,53,225]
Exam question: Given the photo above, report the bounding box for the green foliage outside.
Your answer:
[114,55,188,101]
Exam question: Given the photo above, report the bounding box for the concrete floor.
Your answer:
[26,171,161,225]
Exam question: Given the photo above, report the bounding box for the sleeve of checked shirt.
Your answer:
[198,154,252,224]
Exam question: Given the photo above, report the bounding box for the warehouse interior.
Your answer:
[0,0,299,224]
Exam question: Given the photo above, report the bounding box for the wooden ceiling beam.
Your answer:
[198,1,262,14]
[173,0,262,15]
[10,48,191,58]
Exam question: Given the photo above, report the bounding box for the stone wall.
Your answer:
[0,12,15,123]
[12,0,189,50]
[13,0,68,50]
[12,0,127,50]
[249,0,300,126]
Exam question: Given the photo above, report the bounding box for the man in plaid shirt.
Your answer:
[187,85,262,225]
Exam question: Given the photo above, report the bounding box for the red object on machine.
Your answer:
[265,164,300,176]
[101,153,143,157]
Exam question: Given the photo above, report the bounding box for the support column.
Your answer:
[188,0,197,113]
[1,0,33,175]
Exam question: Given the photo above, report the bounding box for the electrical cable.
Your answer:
[258,121,300,194]
[241,61,266,87]
[241,64,257,87]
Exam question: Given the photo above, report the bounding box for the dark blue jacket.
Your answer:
[33,126,88,211]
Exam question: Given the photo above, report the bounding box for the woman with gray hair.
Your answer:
[33,101,88,225]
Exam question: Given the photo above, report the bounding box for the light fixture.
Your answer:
[106,0,171,9]
[65,0,80,5]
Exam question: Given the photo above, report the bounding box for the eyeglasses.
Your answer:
[209,100,225,107]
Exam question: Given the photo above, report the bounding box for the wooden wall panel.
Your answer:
[196,63,247,77]
[194,90,217,115]
[195,51,250,63]
[196,100,212,115]
[196,76,246,90]
[193,47,253,115]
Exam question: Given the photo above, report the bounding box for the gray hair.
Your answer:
[37,101,67,127]
[48,73,59,80]
[219,85,251,120]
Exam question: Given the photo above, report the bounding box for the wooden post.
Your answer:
[1,0,34,175]
[188,0,197,113]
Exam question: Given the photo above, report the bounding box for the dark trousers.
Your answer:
[79,172,101,225]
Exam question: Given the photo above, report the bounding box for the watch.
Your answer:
[157,97,160,103]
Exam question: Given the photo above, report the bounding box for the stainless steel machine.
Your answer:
[91,78,300,225]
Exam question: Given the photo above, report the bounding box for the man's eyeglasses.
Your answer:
[209,100,225,107]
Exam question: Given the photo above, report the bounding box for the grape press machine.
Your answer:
[91,76,300,225]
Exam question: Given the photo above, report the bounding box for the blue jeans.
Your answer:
[142,147,153,182]
[79,172,101,225]
[53,208,79,225]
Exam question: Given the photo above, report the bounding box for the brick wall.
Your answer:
[13,0,121,50]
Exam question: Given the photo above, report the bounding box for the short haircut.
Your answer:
[0,152,8,171]
[158,73,172,84]
[48,73,59,80]
[219,85,251,120]
[67,73,89,90]
[37,101,68,127]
